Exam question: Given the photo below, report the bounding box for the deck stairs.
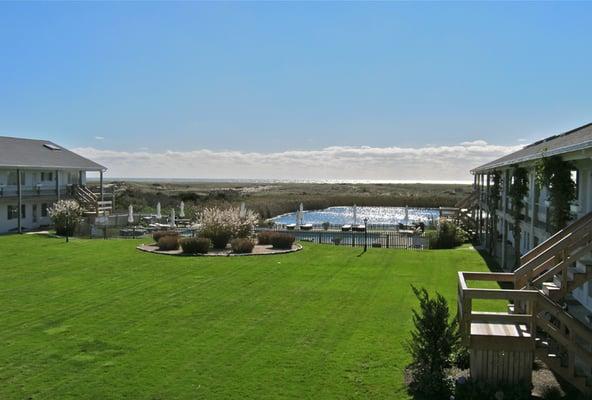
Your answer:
[458,211,592,393]
[71,184,112,216]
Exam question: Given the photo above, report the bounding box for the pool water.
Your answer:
[271,206,440,226]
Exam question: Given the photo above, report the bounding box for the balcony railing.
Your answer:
[0,185,68,198]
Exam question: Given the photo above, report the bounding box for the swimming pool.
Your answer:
[270,206,440,227]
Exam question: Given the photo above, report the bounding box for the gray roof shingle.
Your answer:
[473,122,592,173]
[0,136,106,170]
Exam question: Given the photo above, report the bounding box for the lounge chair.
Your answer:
[341,224,352,231]
[300,224,313,231]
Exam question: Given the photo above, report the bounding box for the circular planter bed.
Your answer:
[137,243,302,257]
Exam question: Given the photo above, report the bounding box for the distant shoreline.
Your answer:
[88,177,473,185]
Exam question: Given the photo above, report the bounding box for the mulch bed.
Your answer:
[137,243,302,257]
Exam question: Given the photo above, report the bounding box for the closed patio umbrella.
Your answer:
[128,205,134,224]
[170,209,176,228]
[179,201,185,218]
[353,204,357,225]
[239,202,246,218]
[156,202,162,220]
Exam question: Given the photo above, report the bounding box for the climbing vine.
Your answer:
[509,167,529,268]
[487,170,502,255]
[535,155,577,232]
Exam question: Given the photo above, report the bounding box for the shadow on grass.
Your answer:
[474,246,515,289]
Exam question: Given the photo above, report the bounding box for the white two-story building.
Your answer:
[472,122,592,312]
[0,136,107,234]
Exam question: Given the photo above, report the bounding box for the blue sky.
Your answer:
[1,2,591,180]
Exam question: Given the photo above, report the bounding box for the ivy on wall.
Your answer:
[487,170,502,255]
[535,155,576,232]
[509,167,529,268]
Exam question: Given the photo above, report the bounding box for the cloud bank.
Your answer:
[75,141,522,182]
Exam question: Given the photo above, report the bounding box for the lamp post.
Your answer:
[363,217,368,252]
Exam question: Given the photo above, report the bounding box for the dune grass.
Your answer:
[0,235,498,399]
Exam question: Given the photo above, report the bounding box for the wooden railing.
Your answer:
[455,191,478,209]
[458,271,538,344]
[458,209,592,393]
[514,212,592,289]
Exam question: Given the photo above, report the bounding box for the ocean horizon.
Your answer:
[87,177,472,185]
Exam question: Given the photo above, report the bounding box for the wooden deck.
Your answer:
[471,322,531,338]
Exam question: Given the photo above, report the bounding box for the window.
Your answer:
[7,205,17,220]
[40,172,54,182]
[41,203,48,217]
[21,204,26,219]
[43,143,61,151]
[7,171,25,186]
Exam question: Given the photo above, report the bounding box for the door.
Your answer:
[32,204,38,224]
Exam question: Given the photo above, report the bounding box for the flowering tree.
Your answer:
[197,206,259,249]
[48,200,84,236]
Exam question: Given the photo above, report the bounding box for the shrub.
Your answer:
[450,344,470,369]
[231,238,255,254]
[158,235,179,251]
[428,220,469,249]
[198,206,259,248]
[180,237,210,254]
[257,231,275,245]
[153,230,179,242]
[203,230,232,249]
[406,286,458,399]
[48,200,84,236]
[270,233,296,249]
[322,222,330,231]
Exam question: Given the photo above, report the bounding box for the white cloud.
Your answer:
[94,136,105,140]
[74,140,521,182]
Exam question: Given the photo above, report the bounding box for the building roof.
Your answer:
[472,122,592,173]
[0,136,106,171]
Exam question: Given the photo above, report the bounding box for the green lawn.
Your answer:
[0,235,497,399]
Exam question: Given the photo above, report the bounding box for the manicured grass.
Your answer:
[0,235,498,399]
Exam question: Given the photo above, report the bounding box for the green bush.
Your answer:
[202,230,232,249]
[270,233,296,249]
[454,378,531,400]
[322,222,330,231]
[406,286,458,399]
[153,230,179,242]
[450,344,470,370]
[428,220,469,249]
[158,235,179,251]
[231,238,255,254]
[257,231,275,245]
[180,237,210,254]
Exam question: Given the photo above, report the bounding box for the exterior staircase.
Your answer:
[70,184,112,216]
[458,211,592,393]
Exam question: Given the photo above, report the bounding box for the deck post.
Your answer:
[55,170,60,201]
[17,169,22,233]
[99,170,104,204]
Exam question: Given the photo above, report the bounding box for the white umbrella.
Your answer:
[156,202,162,219]
[128,205,134,224]
[404,205,409,224]
[299,203,304,225]
[239,202,246,218]
[179,201,185,218]
[353,204,357,225]
[170,209,176,228]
